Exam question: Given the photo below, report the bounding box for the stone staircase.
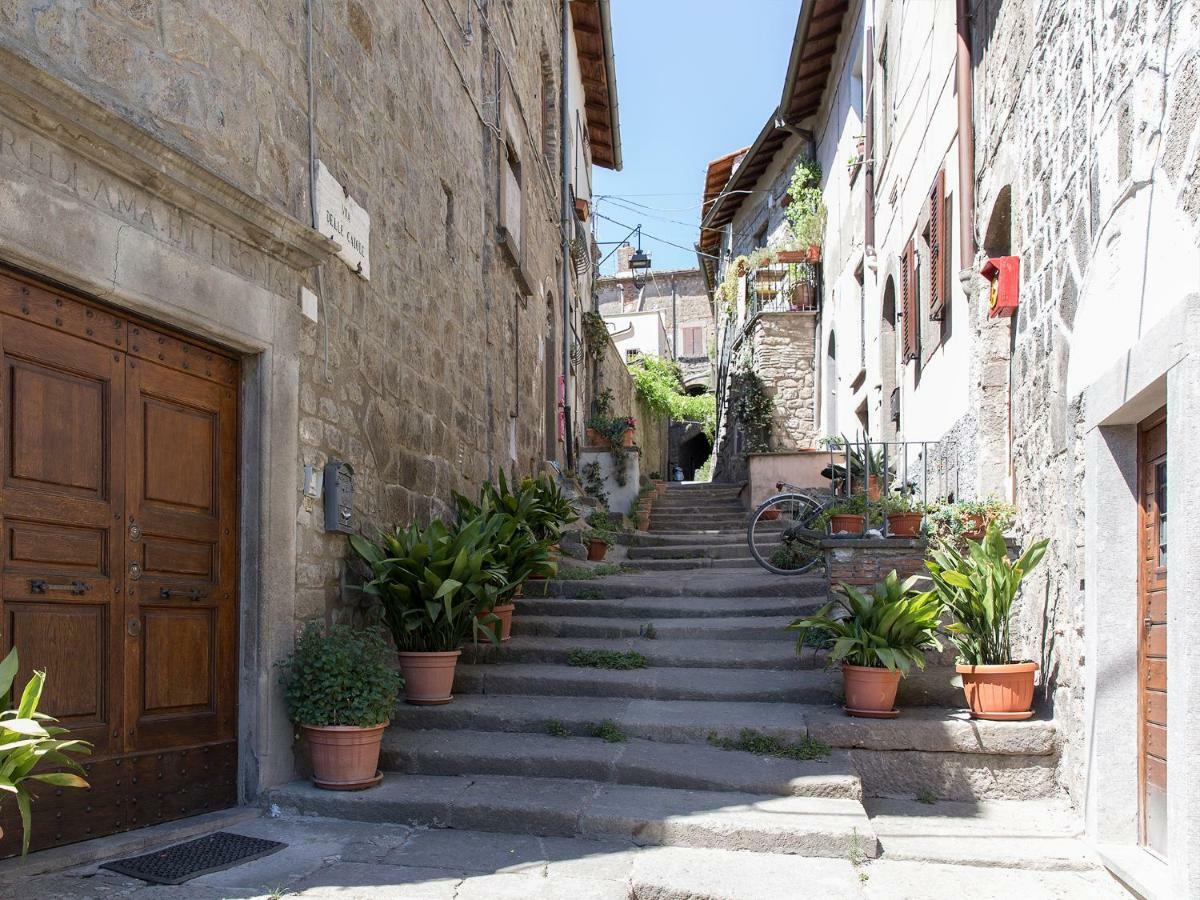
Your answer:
[268,481,1066,871]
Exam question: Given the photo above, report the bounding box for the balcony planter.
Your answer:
[829,514,865,535]
[776,249,806,264]
[397,650,461,705]
[303,724,387,790]
[790,281,817,310]
[621,427,635,448]
[585,427,602,446]
[806,244,822,263]
[842,664,900,717]
[956,662,1038,720]
[886,513,923,537]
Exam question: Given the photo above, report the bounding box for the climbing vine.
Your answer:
[728,370,773,454]
[582,311,610,359]
[786,159,826,248]
[628,354,716,438]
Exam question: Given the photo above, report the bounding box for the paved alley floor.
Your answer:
[4,812,1131,899]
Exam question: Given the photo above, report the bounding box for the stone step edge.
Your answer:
[265,775,880,859]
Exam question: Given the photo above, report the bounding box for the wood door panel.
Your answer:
[1145,691,1166,726]
[1138,409,1167,858]
[5,518,108,575]
[139,535,214,580]
[6,601,106,724]
[140,606,215,715]
[141,397,217,513]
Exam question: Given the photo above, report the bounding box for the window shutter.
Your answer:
[900,240,918,361]
[928,170,946,321]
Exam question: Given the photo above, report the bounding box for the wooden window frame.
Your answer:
[928,170,948,321]
[900,239,918,361]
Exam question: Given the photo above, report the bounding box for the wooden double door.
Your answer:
[0,270,240,856]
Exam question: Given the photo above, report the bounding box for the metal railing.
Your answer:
[746,260,822,318]
[824,438,960,538]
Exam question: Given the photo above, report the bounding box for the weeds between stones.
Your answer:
[567,648,647,670]
[706,728,830,761]
[557,563,624,580]
[917,789,937,805]
[640,623,658,639]
[587,720,627,743]
[546,720,571,738]
[575,588,605,600]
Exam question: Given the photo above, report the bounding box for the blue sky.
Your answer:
[591,1,800,275]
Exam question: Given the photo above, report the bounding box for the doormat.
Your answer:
[101,832,286,885]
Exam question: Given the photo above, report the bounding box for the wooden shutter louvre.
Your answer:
[900,240,918,361]
[928,170,946,321]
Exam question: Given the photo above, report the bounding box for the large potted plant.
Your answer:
[0,648,91,855]
[277,624,401,790]
[818,494,880,536]
[350,514,503,705]
[788,571,943,717]
[880,493,925,537]
[925,526,1049,719]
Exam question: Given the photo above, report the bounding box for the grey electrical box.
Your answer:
[323,459,356,533]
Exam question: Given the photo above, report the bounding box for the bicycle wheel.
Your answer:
[747,493,825,575]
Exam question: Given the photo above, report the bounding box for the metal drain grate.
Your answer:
[101,831,286,885]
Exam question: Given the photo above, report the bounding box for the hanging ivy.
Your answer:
[583,311,610,359]
[729,370,773,454]
[786,159,827,248]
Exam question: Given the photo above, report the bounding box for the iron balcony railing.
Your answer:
[745,260,822,319]
[824,437,960,538]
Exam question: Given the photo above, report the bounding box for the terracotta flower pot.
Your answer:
[760,508,780,521]
[492,602,514,642]
[829,514,865,535]
[586,539,608,561]
[397,650,461,705]
[302,723,386,790]
[655,482,668,497]
[621,428,634,448]
[842,664,901,716]
[776,249,806,264]
[957,662,1038,720]
[806,244,822,262]
[961,513,986,541]
[886,512,923,537]
[865,475,883,500]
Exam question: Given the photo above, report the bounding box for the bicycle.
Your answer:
[746,481,832,575]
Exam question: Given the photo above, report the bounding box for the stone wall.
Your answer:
[970,0,1200,808]
[0,0,568,628]
[752,312,819,451]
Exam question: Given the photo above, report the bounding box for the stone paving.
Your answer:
[6,813,1131,899]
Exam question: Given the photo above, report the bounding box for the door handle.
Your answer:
[127,617,141,637]
[159,588,208,601]
[30,579,90,595]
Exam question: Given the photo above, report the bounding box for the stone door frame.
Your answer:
[0,48,336,807]
[1082,296,1200,898]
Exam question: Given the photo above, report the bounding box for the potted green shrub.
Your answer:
[350,514,503,705]
[925,526,1049,719]
[788,571,943,717]
[528,475,580,549]
[925,497,1016,543]
[277,624,401,790]
[0,648,91,855]
[583,527,613,561]
[880,493,925,537]
[818,493,880,536]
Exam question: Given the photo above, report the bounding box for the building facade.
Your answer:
[701,0,1200,893]
[0,0,620,857]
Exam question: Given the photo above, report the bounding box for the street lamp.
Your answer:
[629,226,652,288]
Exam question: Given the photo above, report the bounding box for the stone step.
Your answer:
[453,662,835,703]
[267,775,879,859]
[465,635,805,670]
[389,694,818,746]
[515,613,800,641]
[380,729,862,800]
[625,557,761,571]
[626,532,752,547]
[518,594,815,619]
[627,542,755,560]
[807,708,1060,801]
[649,515,749,529]
[648,502,748,515]
[542,570,809,598]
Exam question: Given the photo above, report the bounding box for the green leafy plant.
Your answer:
[567,648,646,670]
[786,159,827,248]
[576,588,605,601]
[925,526,1048,665]
[349,514,506,652]
[588,720,627,743]
[528,476,580,543]
[787,571,943,671]
[277,623,401,728]
[557,563,622,580]
[583,311,611,359]
[585,415,635,447]
[706,728,830,761]
[581,528,614,547]
[586,511,616,531]
[0,648,91,856]
[628,354,716,437]
[728,370,773,454]
[581,461,608,506]
[546,720,571,738]
[815,493,883,530]
[923,497,1017,544]
[453,472,558,598]
[640,623,657,640]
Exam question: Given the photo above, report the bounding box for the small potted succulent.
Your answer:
[277,623,401,790]
[880,493,925,537]
[788,571,943,717]
[0,649,91,855]
[350,514,503,705]
[926,526,1049,719]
